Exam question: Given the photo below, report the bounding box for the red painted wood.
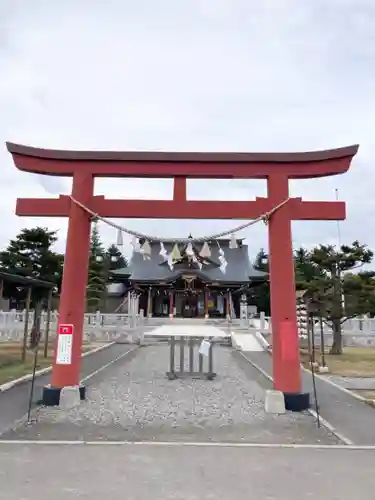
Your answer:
[173,177,187,201]
[169,292,174,317]
[51,172,93,388]
[7,142,358,395]
[280,321,299,363]
[267,174,301,393]
[9,150,356,179]
[16,196,346,221]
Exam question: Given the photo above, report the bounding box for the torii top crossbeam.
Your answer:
[7,142,358,178]
[7,142,358,221]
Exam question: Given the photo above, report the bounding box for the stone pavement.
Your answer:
[241,351,375,445]
[2,344,339,444]
[1,442,375,499]
[0,343,134,437]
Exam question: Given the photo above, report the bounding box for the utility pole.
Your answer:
[335,188,345,315]
[335,188,342,247]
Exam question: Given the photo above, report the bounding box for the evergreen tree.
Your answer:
[295,241,375,354]
[0,227,63,282]
[0,227,63,347]
[86,221,106,311]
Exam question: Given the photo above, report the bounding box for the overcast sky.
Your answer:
[1,0,374,259]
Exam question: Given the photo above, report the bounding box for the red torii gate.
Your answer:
[7,142,358,410]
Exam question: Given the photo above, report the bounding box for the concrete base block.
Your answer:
[59,386,81,409]
[265,390,286,414]
[42,385,86,406]
[318,365,329,373]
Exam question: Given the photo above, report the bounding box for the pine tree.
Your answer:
[86,221,106,312]
[295,241,375,354]
[0,227,63,288]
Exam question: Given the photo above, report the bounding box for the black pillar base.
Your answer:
[42,385,86,406]
[283,391,310,412]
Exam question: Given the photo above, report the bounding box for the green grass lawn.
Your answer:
[301,347,375,377]
[0,342,98,385]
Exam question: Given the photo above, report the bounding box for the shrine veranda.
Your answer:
[7,142,358,411]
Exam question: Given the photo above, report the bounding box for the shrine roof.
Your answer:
[0,269,55,289]
[110,240,267,284]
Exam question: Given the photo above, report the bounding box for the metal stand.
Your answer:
[166,336,216,380]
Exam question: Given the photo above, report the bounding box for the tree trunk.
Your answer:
[29,300,42,349]
[329,318,343,354]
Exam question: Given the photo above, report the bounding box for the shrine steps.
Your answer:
[231,330,268,352]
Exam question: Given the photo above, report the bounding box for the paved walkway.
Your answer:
[1,442,375,499]
[326,375,375,390]
[2,344,339,444]
[0,343,133,437]
[241,351,375,445]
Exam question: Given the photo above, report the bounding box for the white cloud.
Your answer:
[0,0,374,259]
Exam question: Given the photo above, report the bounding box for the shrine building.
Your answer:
[108,238,267,318]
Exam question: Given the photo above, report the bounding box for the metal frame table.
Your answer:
[145,325,230,381]
[167,335,216,380]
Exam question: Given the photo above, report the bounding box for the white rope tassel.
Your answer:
[229,233,238,249]
[159,241,168,261]
[185,241,194,257]
[218,248,228,274]
[142,239,151,257]
[171,243,181,261]
[192,253,203,270]
[131,236,141,252]
[167,252,174,270]
[116,228,123,247]
[199,241,211,258]
[220,261,228,274]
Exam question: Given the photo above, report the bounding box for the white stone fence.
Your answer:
[246,314,375,348]
[2,307,375,346]
[247,315,375,336]
[0,309,144,344]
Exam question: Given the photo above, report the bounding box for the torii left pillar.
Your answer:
[46,172,93,404]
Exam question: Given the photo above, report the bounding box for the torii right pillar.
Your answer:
[267,172,305,410]
[265,154,358,410]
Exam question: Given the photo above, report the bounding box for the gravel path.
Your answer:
[3,345,340,444]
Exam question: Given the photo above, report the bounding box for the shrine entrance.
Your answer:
[181,295,198,318]
[7,142,358,411]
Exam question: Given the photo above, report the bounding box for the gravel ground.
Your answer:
[0,343,133,437]
[2,345,340,444]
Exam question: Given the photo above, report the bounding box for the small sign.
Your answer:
[58,324,73,335]
[199,339,211,357]
[56,323,73,365]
